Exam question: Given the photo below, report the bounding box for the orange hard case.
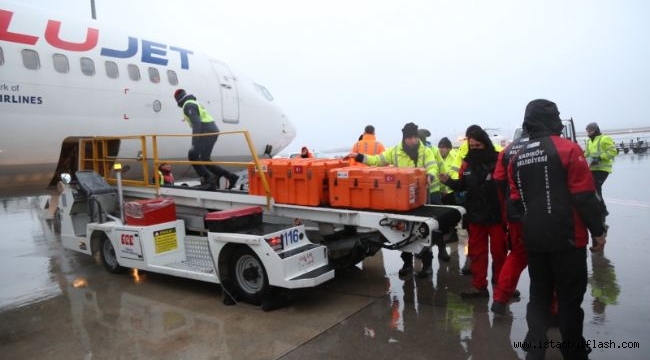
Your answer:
[328,166,428,211]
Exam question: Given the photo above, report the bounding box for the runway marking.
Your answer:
[607,198,650,208]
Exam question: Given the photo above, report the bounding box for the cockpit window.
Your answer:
[254,83,274,101]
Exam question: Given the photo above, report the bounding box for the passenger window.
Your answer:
[128,64,141,81]
[21,49,40,70]
[167,70,179,85]
[0,47,4,66]
[80,57,95,76]
[53,54,69,73]
[105,61,119,79]
[148,67,160,83]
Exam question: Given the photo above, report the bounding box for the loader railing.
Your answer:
[78,130,274,208]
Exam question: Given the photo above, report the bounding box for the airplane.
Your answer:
[0,1,296,197]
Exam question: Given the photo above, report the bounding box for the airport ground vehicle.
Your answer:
[512,118,577,142]
[56,133,463,307]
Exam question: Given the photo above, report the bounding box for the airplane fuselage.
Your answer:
[0,2,296,197]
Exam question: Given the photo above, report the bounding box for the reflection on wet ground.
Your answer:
[1,154,648,359]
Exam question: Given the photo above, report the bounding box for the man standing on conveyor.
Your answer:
[174,89,239,190]
[346,122,453,277]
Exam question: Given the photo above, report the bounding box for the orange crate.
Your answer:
[329,166,428,211]
[247,159,274,197]
[248,158,347,205]
[248,158,293,202]
[288,158,347,206]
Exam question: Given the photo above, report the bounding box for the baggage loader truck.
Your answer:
[56,134,464,308]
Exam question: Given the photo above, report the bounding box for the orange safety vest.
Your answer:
[351,134,385,165]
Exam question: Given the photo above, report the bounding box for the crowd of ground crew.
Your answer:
[346,99,612,360]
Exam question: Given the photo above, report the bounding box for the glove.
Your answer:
[590,157,600,165]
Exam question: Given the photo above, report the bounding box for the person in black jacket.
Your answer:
[174,89,239,190]
[509,99,606,360]
[440,127,507,298]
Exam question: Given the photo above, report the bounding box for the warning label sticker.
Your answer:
[154,227,178,254]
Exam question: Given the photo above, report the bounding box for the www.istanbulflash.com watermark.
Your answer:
[513,339,640,350]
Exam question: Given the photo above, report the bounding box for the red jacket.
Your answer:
[508,135,605,251]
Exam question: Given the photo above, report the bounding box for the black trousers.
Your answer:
[188,134,231,179]
[524,248,589,360]
[591,170,609,216]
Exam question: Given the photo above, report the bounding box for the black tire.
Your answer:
[228,247,269,305]
[100,236,126,274]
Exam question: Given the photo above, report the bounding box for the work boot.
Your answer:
[460,287,489,299]
[491,300,507,315]
[417,250,433,278]
[226,173,240,190]
[199,175,218,190]
[398,252,413,277]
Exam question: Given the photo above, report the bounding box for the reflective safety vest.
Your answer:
[363,141,442,193]
[353,134,385,155]
[182,99,214,127]
[585,134,617,173]
[440,148,460,195]
[351,134,385,166]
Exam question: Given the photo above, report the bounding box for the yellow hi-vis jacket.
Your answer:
[362,141,442,193]
[440,148,460,195]
[182,99,214,127]
[585,134,617,173]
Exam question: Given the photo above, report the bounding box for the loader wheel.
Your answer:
[228,247,269,305]
[100,236,126,274]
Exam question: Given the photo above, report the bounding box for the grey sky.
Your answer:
[22,0,650,153]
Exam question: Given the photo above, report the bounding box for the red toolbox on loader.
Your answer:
[204,206,263,232]
[328,166,428,211]
[125,197,176,225]
[248,158,347,206]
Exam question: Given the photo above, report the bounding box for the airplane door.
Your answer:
[210,60,240,123]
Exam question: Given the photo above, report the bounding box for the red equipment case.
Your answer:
[124,197,176,225]
[204,206,263,232]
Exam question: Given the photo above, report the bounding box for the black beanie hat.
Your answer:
[438,137,452,148]
[402,122,419,139]
[174,89,188,107]
[364,125,375,134]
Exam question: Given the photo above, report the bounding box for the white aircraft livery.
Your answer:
[0,1,296,197]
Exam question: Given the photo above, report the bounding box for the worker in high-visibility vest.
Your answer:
[584,122,617,218]
[351,125,385,160]
[174,89,239,190]
[347,122,456,277]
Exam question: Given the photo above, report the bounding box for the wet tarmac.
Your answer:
[1,153,648,360]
